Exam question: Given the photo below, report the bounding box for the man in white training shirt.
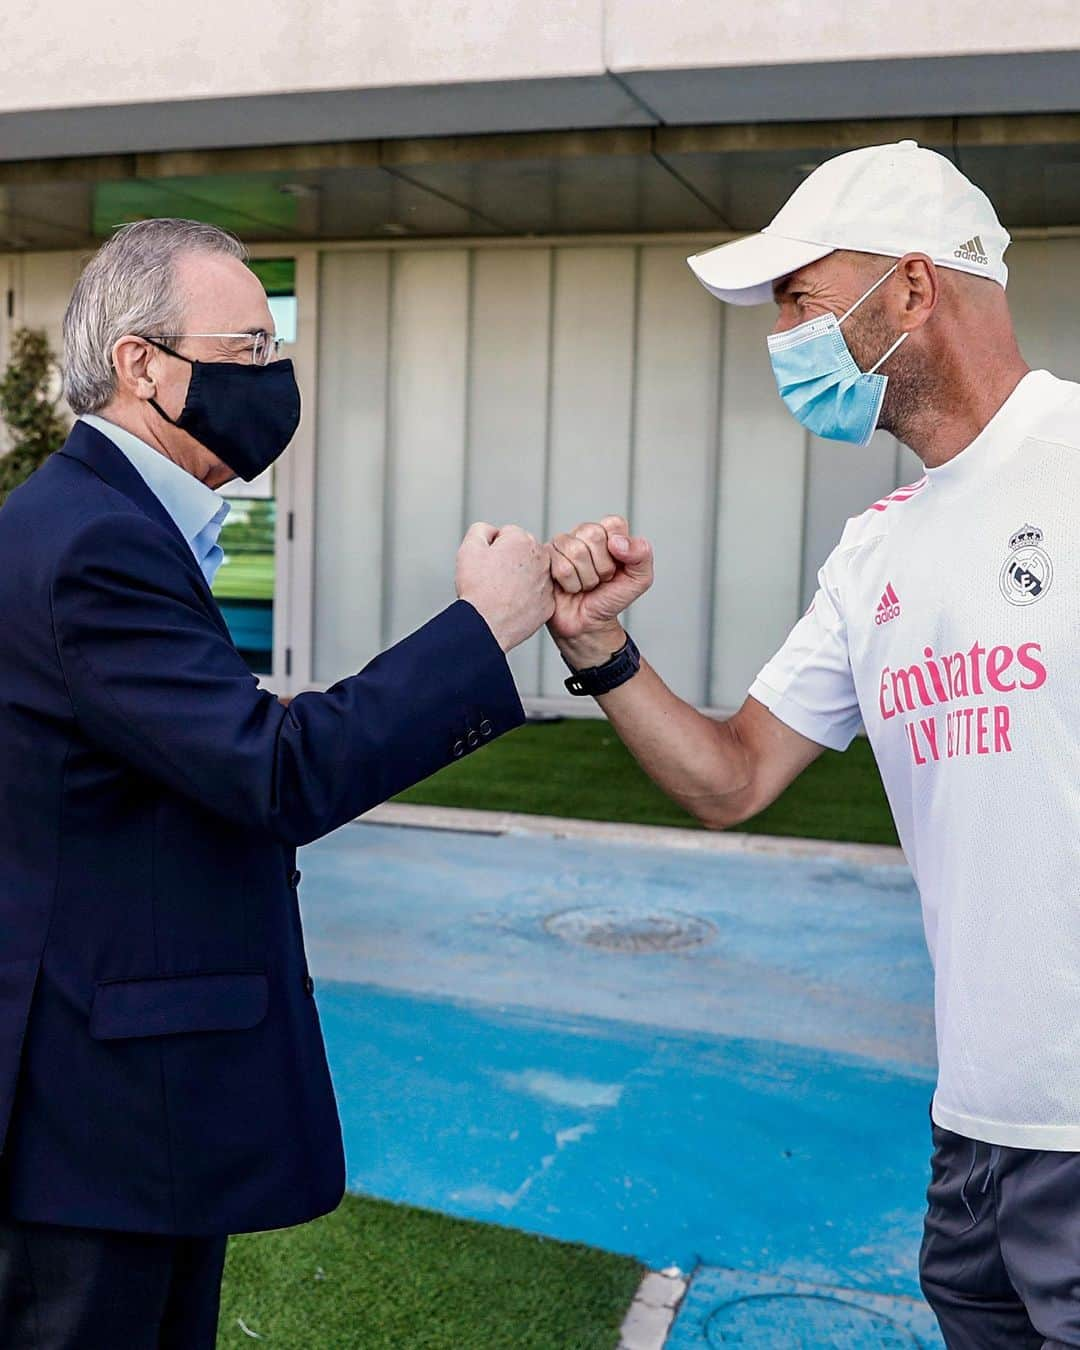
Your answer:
[543,141,1080,1349]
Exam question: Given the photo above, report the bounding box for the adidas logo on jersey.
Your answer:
[875,583,901,625]
[954,235,989,265]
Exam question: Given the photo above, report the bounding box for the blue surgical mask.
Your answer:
[766,265,909,447]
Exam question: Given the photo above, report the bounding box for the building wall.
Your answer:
[0,251,85,453]
[4,4,1080,159]
[5,235,1080,707]
[311,235,1080,707]
[310,240,898,707]
[2,1,1077,116]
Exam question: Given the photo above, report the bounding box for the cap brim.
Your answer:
[687,232,835,306]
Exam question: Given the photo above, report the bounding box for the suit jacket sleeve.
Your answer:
[50,512,526,845]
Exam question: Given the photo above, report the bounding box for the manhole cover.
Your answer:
[706,1294,920,1347]
[544,905,716,953]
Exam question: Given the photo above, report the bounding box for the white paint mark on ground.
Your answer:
[500,1069,624,1108]
[453,1150,557,1212]
[451,1120,598,1212]
[450,1182,519,1210]
[556,1121,596,1148]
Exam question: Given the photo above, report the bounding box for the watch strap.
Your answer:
[563,633,641,697]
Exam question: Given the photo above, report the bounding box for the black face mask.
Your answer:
[146,340,301,482]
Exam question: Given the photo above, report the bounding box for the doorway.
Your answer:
[212,256,298,676]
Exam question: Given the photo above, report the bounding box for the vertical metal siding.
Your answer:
[313,252,390,681]
[383,250,470,646]
[9,237,1063,710]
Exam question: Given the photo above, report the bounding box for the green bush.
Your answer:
[0,328,69,506]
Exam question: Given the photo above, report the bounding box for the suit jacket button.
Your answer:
[467,729,481,750]
[303,975,315,997]
[289,869,302,888]
[479,719,493,738]
[451,739,466,758]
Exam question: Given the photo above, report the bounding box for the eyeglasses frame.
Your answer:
[145,332,285,367]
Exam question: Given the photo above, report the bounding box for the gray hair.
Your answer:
[62,218,248,415]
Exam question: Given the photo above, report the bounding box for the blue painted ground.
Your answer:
[299,820,944,1346]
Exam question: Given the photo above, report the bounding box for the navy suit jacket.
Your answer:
[0,421,524,1235]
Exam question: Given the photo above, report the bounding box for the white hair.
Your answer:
[62,218,247,416]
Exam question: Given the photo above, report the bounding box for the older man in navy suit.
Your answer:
[0,218,553,1348]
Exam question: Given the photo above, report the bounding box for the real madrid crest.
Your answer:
[1000,524,1053,606]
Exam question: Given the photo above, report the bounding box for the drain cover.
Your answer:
[544,905,716,953]
[706,1294,920,1347]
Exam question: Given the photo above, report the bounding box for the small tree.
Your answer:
[0,328,69,506]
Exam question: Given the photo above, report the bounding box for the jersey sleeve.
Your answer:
[748,545,862,752]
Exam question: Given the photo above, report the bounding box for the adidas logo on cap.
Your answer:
[955,235,989,265]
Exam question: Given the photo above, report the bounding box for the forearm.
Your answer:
[557,628,755,828]
[548,519,822,825]
[273,601,524,843]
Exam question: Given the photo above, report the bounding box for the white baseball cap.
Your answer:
[688,140,1010,306]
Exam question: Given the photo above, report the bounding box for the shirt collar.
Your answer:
[924,370,1070,492]
[81,413,227,550]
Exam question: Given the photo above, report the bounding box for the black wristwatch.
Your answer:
[563,633,641,697]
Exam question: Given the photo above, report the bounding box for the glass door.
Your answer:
[212,257,298,676]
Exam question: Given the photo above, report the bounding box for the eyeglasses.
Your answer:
[147,332,284,366]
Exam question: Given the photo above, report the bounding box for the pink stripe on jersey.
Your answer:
[867,477,928,513]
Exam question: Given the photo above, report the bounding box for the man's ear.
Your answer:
[111,335,157,402]
[896,253,939,332]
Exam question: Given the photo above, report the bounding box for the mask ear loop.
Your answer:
[144,337,194,365]
[868,331,909,374]
[838,263,899,324]
[143,339,194,428]
[838,263,910,374]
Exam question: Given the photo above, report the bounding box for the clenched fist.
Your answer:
[548,515,654,667]
[456,522,555,653]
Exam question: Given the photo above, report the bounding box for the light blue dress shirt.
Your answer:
[81,414,231,587]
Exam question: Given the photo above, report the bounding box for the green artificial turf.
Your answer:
[396,718,899,847]
[217,1194,642,1349]
[213,552,275,601]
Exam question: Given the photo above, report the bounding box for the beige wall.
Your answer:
[607,0,1080,72]
[0,0,605,113]
[3,0,1078,115]
[2,1,1080,159]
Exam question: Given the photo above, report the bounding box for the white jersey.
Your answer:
[751,370,1080,1149]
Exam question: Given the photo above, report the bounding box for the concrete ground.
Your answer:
[299,811,943,1348]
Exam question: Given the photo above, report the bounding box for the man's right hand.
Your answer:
[548,515,654,669]
[456,522,555,653]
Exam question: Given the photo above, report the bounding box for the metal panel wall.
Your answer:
[1006,237,1080,381]
[0,256,12,453]
[630,245,720,703]
[465,249,553,693]
[540,247,637,694]
[313,252,390,681]
[2,251,85,455]
[710,301,805,710]
[14,251,84,352]
[384,250,471,645]
[313,238,963,707]
[8,237,1073,710]
[180,233,1074,712]
[3,236,1076,711]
